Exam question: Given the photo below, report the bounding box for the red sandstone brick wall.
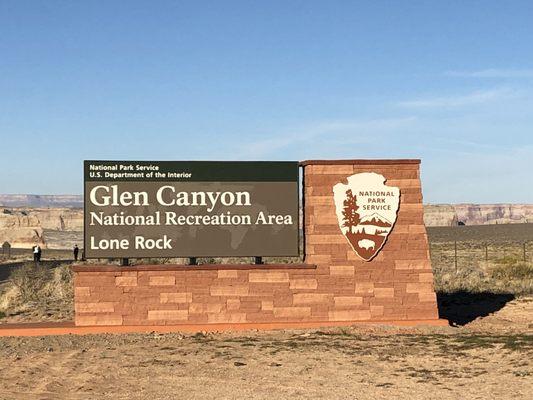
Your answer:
[303,161,439,322]
[74,160,439,326]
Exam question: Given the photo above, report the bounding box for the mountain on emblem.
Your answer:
[360,213,392,228]
[333,173,400,261]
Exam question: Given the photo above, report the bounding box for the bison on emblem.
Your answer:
[333,172,400,261]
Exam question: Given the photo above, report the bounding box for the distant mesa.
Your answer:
[0,203,83,249]
[424,204,533,226]
[0,194,83,208]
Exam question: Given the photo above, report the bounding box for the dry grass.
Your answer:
[9,263,52,301]
[491,258,533,280]
[431,243,533,295]
[0,263,73,322]
[427,223,533,295]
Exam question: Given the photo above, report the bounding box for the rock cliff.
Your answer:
[424,204,533,226]
[0,226,45,249]
[0,208,83,248]
[0,194,82,208]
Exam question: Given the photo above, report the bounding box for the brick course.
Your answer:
[73,160,440,326]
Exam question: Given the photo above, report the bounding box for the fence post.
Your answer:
[454,240,458,272]
[523,242,527,262]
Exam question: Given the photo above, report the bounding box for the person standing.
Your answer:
[36,245,42,262]
[73,244,79,261]
[33,245,39,262]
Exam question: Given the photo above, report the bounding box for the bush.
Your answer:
[6,262,73,303]
[9,262,52,302]
[491,262,533,280]
[0,263,74,320]
[47,264,74,300]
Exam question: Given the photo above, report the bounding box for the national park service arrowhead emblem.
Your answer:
[333,173,400,261]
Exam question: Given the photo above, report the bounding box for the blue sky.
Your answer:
[1,1,532,203]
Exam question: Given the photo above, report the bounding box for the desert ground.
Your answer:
[0,224,532,399]
[0,310,531,400]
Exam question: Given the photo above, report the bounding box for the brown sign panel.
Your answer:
[84,161,299,258]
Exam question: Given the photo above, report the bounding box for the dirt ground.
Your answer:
[0,297,531,400]
[1,225,531,399]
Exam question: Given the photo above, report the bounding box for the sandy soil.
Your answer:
[0,298,531,400]
[0,225,531,399]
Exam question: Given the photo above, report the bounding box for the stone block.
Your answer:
[74,287,91,297]
[374,287,395,298]
[147,309,188,321]
[149,276,176,286]
[210,285,249,296]
[289,279,318,290]
[354,282,374,294]
[304,254,332,264]
[293,293,331,304]
[208,313,247,323]
[334,296,363,307]
[160,292,193,304]
[418,292,437,303]
[226,299,241,311]
[370,305,384,316]
[307,234,346,245]
[328,309,371,321]
[189,303,223,314]
[76,314,123,326]
[406,283,434,293]
[115,276,137,287]
[273,307,311,318]
[217,270,239,279]
[75,302,115,313]
[418,273,434,283]
[329,265,354,276]
[249,272,289,283]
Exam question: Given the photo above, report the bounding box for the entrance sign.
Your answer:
[84,161,299,258]
[74,160,443,329]
[333,172,400,261]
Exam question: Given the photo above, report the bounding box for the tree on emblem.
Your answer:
[342,189,360,233]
